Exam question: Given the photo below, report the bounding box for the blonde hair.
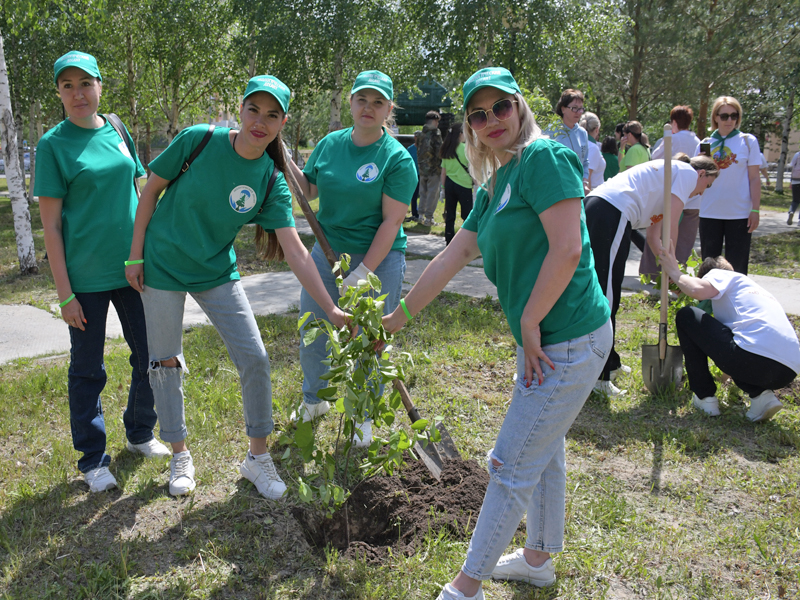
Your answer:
[710,96,743,130]
[463,92,541,199]
[349,90,397,134]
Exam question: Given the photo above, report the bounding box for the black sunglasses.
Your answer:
[467,99,518,131]
[717,112,739,122]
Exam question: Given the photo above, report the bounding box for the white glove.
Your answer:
[439,185,445,200]
[339,262,373,296]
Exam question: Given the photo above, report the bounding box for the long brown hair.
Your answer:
[254,132,289,262]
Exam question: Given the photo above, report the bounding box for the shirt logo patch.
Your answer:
[495,183,511,214]
[117,141,132,159]
[229,185,258,213]
[356,163,379,183]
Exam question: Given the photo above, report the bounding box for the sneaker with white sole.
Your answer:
[692,393,721,416]
[610,364,632,381]
[240,452,287,500]
[435,583,484,600]
[84,466,117,493]
[290,400,330,424]
[353,420,372,448]
[788,212,794,226]
[746,390,783,422]
[127,438,171,458]
[169,451,196,496]
[593,380,623,397]
[491,548,556,587]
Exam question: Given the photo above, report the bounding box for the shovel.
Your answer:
[642,125,684,394]
[284,167,461,480]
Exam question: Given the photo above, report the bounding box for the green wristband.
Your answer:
[59,293,75,308]
[750,209,759,213]
[400,298,412,320]
[124,259,144,266]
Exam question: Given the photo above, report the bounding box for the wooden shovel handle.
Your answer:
[659,125,672,360]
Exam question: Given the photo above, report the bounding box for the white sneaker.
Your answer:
[84,466,117,493]
[290,400,330,423]
[610,364,632,381]
[240,452,287,500]
[491,548,556,587]
[169,451,196,496]
[353,420,372,448]
[746,390,783,422]
[127,438,171,458]
[692,393,721,416]
[435,583,484,600]
[593,380,623,397]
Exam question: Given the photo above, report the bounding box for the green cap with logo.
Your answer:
[243,75,291,113]
[462,67,521,108]
[350,70,393,101]
[53,51,102,84]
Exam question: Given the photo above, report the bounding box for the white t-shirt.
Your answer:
[587,141,606,190]
[651,130,701,160]
[790,151,800,184]
[705,269,800,373]
[694,132,759,219]
[591,160,697,229]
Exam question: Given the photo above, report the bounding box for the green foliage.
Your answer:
[283,254,436,516]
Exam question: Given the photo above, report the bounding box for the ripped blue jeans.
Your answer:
[140,281,273,443]
[462,319,612,580]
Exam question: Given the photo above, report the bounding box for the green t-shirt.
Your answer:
[34,117,146,293]
[145,125,294,292]
[442,143,472,189]
[461,139,610,347]
[602,152,620,180]
[621,143,650,170]
[303,127,418,254]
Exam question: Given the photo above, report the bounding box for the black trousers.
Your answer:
[790,183,800,213]
[676,306,796,398]
[410,183,420,218]
[444,178,473,244]
[699,217,751,275]
[585,196,631,380]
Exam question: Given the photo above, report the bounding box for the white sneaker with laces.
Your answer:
[692,393,721,416]
[290,400,330,424]
[240,452,287,499]
[127,438,171,458]
[746,390,783,422]
[353,420,372,448]
[593,380,623,397]
[435,583,484,600]
[491,548,556,587]
[85,466,117,493]
[610,364,632,381]
[169,451,196,496]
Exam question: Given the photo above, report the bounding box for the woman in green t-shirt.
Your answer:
[384,67,612,600]
[125,76,347,500]
[36,51,171,494]
[439,123,475,245]
[618,120,651,170]
[287,70,418,446]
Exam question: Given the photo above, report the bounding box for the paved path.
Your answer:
[1,211,798,365]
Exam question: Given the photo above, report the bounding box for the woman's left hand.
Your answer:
[521,321,555,387]
[747,211,760,233]
[326,307,351,331]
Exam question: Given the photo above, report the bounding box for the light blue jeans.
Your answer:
[141,281,273,442]
[462,319,612,580]
[299,242,405,405]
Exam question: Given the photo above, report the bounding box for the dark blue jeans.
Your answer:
[69,287,157,473]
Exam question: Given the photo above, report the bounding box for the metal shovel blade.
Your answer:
[642,325,684,394]
[411,422,460,481]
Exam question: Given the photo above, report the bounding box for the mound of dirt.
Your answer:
[293,455,489,562]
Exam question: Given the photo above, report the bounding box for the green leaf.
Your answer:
[294,421,314,449]
[316,386,340,399]
[411,419,429,431]
[299,481,313,503]
[281,447,291,460]
[298,312,313,329]
[303,328,325,347]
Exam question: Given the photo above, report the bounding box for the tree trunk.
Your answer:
[628,2,643,120]
[696,83,711,139]
[776,85,795,194]
[144,121,152,174]
[28,100,36,201]
[126,32,139,147]
[0,33,38,275]
[328,51,344,133]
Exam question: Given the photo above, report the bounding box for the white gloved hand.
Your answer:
[439,185,445,200]
[339,262,373,296]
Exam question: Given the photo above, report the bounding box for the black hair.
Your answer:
[440,123,463,160]
[601,136,618,154]
[615,122,626,134]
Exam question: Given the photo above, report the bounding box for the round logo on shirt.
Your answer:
[495,184,512,214]
[356,163,379,183]
[712,145,738,170]
[229,185,258,213]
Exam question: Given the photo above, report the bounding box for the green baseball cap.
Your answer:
[243,75,291,113]
[53,51,102,84]
[350,70,393,101]
[462,67,521,108]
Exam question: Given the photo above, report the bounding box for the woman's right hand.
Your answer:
[382,308,407,334]
[125,263,144,293]
[61,297,86,331]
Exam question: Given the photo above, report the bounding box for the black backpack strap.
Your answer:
[454,152,471,175]
[257,166,280,215]
[105,113,140,198]
[167,124,215,188]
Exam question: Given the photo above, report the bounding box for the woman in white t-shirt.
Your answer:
[694,96,761,274]
[659,246,799,422]
[786,150,800,225]
[579,111,606,191]
[584,154,719,396]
